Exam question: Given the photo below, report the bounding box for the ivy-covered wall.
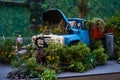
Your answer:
[0,0,26,2]
[0,2,32,37]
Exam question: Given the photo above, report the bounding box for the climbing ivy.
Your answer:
[0,0,26,2]
[0,4,31,37]
[42,0,120,19]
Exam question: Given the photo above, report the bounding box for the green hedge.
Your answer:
[0,3,32,37]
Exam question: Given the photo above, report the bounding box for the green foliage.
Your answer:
[11,52,29,68]
[106,11,120,32]
[69,43,90,62]
[40,20,69,34]
[11,57,21,68]
[89,40,109,65]
[4,39,14,52]
[1,0,26,2]
[116,36,120,60]
[106,11,120,60]
[87,0,120,19]
[83,53,97,70]
[92,46,108,65]
[0,0,120,37]
[90,40,103,50]
[44,43,61,71]
[1,0,120,37]
[26,43,38,57]
[41,69,57,80]
[45,43,67,63]
[69,43,97,70]
[0,38,14,52]
[11,52,43,78]
[0,4,30,37]
[24,57,43,78]
[9,41,109,79]
[44,43,97,72]
[91,17,106,32]
[42,0,120,19]
[0,38,14,63]
[42,0,79,18]
[69,62,85,72]
[24,57,37,69]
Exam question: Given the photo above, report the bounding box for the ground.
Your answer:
[0,60,120,80]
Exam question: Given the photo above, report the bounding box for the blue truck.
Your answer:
[35,9,90,47]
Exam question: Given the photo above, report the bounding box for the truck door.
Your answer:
[78,21,90,45]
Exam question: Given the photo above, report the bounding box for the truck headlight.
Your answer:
[55,36,64,44]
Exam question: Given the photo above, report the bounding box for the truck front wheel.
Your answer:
[69,41,80,46]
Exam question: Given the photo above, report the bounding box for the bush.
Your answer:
[92,47,108,65]
[41,69,57,80]
[106,11,120,32]
[0,39,14,63]
[8,41,109,79]
[69,62,85,72]
[44,43,97,72]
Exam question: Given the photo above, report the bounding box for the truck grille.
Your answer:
[44,37,54,44]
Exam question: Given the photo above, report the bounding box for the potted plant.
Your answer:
[89,17,106,40]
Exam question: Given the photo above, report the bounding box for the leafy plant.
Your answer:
[8,41,109,79]
[11,59,21,68]
[83,53,97,70]
[116,41,120,63]
[118,59,120,64]
[90,40,103,50]
[106,12,120,61]
[90,40,109,65]
[40,19,68,35]
[92,47,108,65]
[11,56,43,79]
[69,61,85,72]
[91,17,106,32]
[24,57,38,70]
[26,43,38,57]
[106,11,120,32]
[0,4,30,37]
[69,43,90,62]
[0,39,14,63]
[41,69,57,80]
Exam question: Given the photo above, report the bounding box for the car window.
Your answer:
[69,21,76,27]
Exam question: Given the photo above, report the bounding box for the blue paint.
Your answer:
[41,9,90,46]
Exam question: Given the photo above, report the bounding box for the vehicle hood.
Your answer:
[42,9,70,27]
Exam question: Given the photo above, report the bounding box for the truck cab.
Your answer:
[35,9,90,47]
[68,18,90,45]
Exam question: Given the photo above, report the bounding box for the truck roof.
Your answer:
[68,18,85,21]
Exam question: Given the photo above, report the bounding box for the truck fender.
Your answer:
[69,40,80,46]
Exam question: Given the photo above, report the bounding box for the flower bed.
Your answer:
[0,39,16,63]
[6,42,108,80]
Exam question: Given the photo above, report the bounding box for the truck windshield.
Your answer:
[69,20,87,30]
[69,21,77,28]
[69,20,81,29]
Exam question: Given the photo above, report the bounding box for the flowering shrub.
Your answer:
[46,55,59,65]
[8,42,109,79]
[0,39,15,63]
